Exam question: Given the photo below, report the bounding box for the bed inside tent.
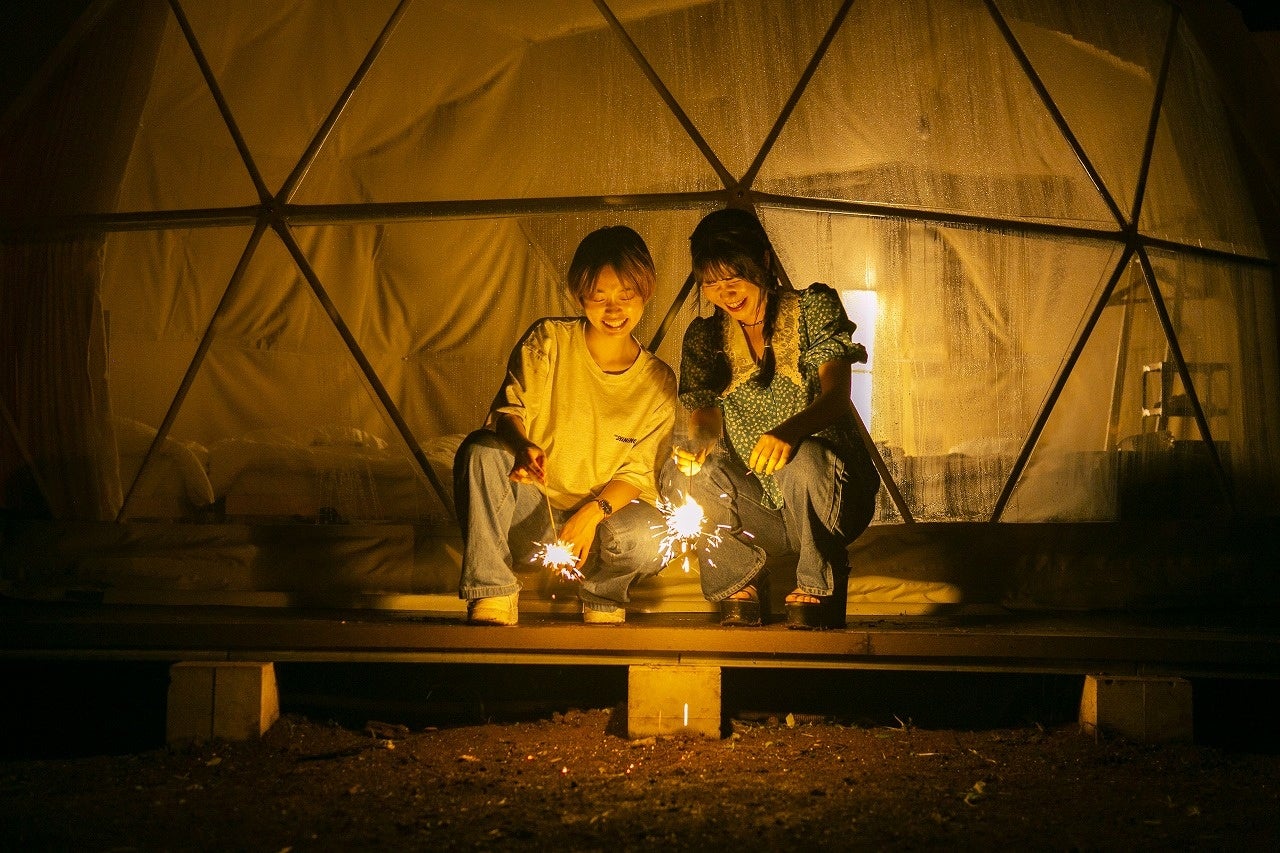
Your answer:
[2,0,1280,616]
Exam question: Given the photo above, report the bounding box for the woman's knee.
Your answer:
[780,440,835,484]
[456,429,509,472]
[693,452,742,496]
[597,503,663,567]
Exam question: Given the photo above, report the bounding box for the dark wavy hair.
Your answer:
[567,225,656,305]
[689,207,781,386]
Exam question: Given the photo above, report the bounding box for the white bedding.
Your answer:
[114,416,215,519]
[207,427,460,524]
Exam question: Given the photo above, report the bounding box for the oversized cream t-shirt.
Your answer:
[489,318,676,509]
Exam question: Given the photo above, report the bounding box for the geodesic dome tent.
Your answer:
[2,0,1279,612]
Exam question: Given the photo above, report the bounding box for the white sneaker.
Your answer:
[467,592,518,626]
[583,604,625,624]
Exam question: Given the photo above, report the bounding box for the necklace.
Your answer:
[738,318,764,328]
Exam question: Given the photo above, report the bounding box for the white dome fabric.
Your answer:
[2,0,1278,611]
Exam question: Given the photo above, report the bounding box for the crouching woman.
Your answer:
[454,225,677,626]
[670,208,880,629]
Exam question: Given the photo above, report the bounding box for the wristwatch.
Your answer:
[595,498,613,517]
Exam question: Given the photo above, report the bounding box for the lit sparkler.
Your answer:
[531,477,583,581]
[655,448,731,572]
[532,538,582,581]
[654,491,726,573]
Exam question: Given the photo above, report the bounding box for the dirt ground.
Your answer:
[1,664,1279,851]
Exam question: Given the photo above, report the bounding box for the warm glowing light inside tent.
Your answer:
[840,288,876,425]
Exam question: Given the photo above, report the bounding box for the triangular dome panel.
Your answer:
[1004,252,1248,521]
[113,8,264,212]
[295,0,722,204]
[995,0,1171,221]
[760,206,1115,521]
[100,226,254,517]
[153,227,446,523]
[755,0,1116,226]
[296,218,571,440]
[178,0,400,199]
[1139,18,1268,258]
[622,0,846,183]
[1004,256,1137,521]
[1142,249,1280,512]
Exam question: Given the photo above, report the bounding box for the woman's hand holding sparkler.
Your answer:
[506,436,579,580]
[493,413,547,485]
[676,407,723,477]
[672,443,711,477]
[508,441,547,485]
[529,472,581,581]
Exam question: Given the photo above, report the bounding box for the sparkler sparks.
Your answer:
[532,538,582,581]
[654,493,726,572]
[530,476,582,581]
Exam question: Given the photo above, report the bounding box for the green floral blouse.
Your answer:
[678,283,868,509]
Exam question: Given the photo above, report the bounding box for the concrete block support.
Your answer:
[1079,674,1193,742]
[167,662,279,745]
[627,664,721,739]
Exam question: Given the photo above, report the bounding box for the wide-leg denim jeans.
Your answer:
[661,438,877,601]
[454,430,666,610]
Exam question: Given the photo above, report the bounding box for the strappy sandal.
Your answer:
[784,572,848,630]
[719,572,770,627]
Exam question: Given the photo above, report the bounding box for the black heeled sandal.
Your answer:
[719,573,770,627]
[785,571,848,630]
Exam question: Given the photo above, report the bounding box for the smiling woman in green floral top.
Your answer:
[671,208,880,629]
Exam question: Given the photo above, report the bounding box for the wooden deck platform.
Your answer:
[4,600,1278,680]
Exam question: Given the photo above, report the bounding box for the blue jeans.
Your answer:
[661,438,878,601]
[453,430,666,610]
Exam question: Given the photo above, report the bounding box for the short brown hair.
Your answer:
[567,225,656,305]
[690,207,777,293]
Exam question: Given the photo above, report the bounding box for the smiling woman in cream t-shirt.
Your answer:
[454,225,676,626]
